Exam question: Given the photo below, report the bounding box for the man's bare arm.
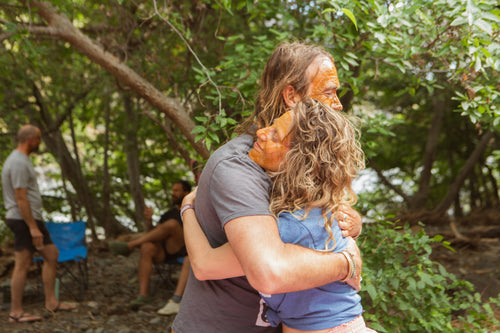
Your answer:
[225,215,360,295]
[14,188,43,249]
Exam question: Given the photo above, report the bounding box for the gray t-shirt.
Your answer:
[172,133,280,333]
[2,149,43,220]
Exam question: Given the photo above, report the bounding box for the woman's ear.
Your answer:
[282,85,301,108]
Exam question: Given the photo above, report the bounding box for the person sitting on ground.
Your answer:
[181,98,375,332]
[110,180,191,309]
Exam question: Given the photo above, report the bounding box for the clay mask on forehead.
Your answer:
[308,56,342,111]
[248,112,293,172]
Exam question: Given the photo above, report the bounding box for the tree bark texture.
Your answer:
[123,93,147,231]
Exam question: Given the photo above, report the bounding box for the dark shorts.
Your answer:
[5,219,53,252]
[163,244,187,263]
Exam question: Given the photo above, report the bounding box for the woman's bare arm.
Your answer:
[182,190,244,280]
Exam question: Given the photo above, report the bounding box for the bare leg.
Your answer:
[138,242,165,296]
[10,249,33,315]
[128,223,171,250]
[39,244,76,311]
[39,244,58,307]
[173,256,190,297]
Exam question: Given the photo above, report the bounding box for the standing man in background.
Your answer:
[2,124,76,323]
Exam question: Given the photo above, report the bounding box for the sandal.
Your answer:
[9,312,42,323]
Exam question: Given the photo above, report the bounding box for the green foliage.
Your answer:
[0,223,13,247]
[360,220,500,332]
[1,0,499,230]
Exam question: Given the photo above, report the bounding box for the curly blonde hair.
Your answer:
[268,98,365,251]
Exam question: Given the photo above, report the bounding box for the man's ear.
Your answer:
[282,85,300,108]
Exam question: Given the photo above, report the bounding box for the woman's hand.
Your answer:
[182,187,198,207]
[337,206,362,239]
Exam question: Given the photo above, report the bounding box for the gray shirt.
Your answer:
[173,133,280,333]
[2,149,43,220]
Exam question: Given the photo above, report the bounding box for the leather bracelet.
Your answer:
[180,204,194,222]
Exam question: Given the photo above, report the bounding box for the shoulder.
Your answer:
[3,151,30,175]
[277,208,347,251]
[205,134,270,194]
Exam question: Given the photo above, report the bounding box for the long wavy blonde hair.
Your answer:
[268,98,365,251]
[236,42,333,134]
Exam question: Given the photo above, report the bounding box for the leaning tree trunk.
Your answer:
[25,0,210,160]
[434,130,495,214]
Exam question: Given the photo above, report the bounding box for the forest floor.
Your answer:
[0,209,499,332]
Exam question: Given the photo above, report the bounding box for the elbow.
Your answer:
[189,259,211,281]
[245,261,284,294]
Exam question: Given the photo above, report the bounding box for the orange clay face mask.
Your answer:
[248,111,293,172]
[308,56,342,111]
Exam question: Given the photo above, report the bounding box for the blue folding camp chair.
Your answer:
[154,256,185,290]
[34,221,89,301]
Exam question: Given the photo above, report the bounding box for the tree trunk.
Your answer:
[434,130,495,214]
[409,97,445,210]
[26,0,210,160]
[102,97,114,237]
[30,83,128,237]
[123,93,147,231]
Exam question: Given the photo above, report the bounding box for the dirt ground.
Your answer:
[0,209,499,332]
[0,245,178,333]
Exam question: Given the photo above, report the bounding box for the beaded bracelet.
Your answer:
[340,250,356,282]
[180,204,194,222]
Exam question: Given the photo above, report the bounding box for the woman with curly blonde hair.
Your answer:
[181,98,375,333]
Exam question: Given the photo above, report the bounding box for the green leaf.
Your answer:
[191,125,206,134]
[450,16,467,26]
[341,8,358,31]
[366,283,378,300]
[474,19,493,35]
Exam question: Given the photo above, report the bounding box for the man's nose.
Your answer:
[330,95,343,111]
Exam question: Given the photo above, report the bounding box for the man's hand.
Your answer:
[144,206,154,220]
[345,237,362,291]
[337,206,362,238]
[143,206,154,230]
[30,227,44,250]
[182,187,197,207]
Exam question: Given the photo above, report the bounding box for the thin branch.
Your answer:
[141,109,192,165]
[152,0,222,115]
[367,159,411,204]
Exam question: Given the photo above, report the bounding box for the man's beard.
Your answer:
[30,145,40,153]
[172,195,183,206]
